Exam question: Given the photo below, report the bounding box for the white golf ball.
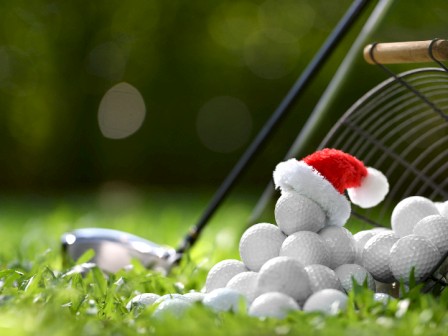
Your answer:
[413,215,448,255]
[303,289,348,315]
[334,264,375,293]
[319,226,356,269]
[203,288,246,313]
[373,293,393,304]
[439,201,448,218]
[226,271,259,303]
[249,292,300,319]
[152,298,192,319]
[370,227,393,233]
[353,230,377,265]
[275,192,325,234]
[126,293,160,311]
[154,293,186,304]
[362,232,398,283]
[391,196,439,238]
[257,256,311,303]
[239,223,286,271]
[205,259,247,293]
[304,264,342,293]
[389,234,441,284]
[280,231,330,267]
[434,201,448,217]
[183,291,205,302]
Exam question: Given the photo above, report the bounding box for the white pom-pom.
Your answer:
[347,167,388,208]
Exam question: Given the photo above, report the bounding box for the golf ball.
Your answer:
[239,223,286,271]
[304,264,342,293]
[183,291,205,302]
[434,201,448,218]
[373,292,393,304]
[226,271,259,303]
[152,298,192,319]
[413,215,448,255]
[126,293,160,311]
[353,230,377,265]
[203,288,246,313]
[275,191,325,235]
[303,289,348,315]
[334,264,375,293]
[280,231,330,267]
[249,292,300,319]
[319,226,356,269]
[391,196,439,237]
[257,256,311,303]
[362,232,398,283]
[439,201,448,218]
[154,293,186,304]
[389,234,441,284]
[205,259,247,293]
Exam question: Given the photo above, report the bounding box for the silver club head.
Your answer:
[61,228,180,273]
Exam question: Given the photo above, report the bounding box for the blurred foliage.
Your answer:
[0,0,446,190]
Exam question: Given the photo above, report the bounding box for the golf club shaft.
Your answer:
[176,0,371,255]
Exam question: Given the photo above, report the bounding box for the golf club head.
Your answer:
[61,228,180,274]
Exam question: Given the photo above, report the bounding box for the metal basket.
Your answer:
[318,39,448,293]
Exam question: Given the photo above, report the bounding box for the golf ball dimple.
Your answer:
[257,256,311,303]
[239,223,286,271]
[353,230,377,265]
[389,234,441,284]
[304,264,342,293]
[303,289,348,315]
[203,288,246,313]
[205,259,247,293]
[319,226,356,269]
[280,231,330,267]
[226,271,259,303]
[362,232,398,283]
[334,264,375,293]
[126,293,161,311]
[275,192,326,235]
[413,215,448,255]
[249,292,300,319]
[152,298,192,319]
[391,196,439,238]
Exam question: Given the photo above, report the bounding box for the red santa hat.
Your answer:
[273,148,389,227]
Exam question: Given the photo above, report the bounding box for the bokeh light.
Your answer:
[196,96,252,153]
[98,82,146,140]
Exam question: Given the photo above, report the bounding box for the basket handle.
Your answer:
[363,39,448,64]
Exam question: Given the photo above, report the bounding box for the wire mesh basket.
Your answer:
[318,39,448,294]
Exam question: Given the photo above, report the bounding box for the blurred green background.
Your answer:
[0,0,446,192]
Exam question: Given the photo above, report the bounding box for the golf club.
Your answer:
[61,0,370,273]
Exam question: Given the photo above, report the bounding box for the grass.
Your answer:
[0,189,447,335]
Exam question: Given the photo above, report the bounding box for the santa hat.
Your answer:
[273,148,389,227]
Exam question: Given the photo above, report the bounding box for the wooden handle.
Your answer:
[363,40,448,64]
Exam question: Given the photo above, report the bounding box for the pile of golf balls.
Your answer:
[127,194,447,320]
